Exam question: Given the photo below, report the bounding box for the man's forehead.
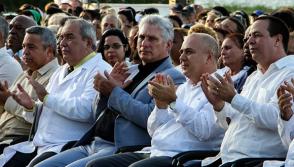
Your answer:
[182,36,198,49]
[250,20,268,32]
[11,16,33,27]
[61,23,78,34]
[23,33,42,44]
[139,24,161,35]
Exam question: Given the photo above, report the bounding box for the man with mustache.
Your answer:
[0,26,59,155]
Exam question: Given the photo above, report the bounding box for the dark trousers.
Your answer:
[0,144,8,154]
[86,152,173,167]
[3,149,37,167]
[3,151,56,167]
[220,158,285,167]
[0,135,28,154]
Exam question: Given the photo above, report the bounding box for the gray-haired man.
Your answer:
[0,19,112,167]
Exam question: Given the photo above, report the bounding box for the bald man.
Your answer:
[6,15,37,69]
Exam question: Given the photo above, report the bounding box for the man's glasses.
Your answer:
[103,43,124,50]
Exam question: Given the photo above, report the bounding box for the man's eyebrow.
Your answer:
[61,32,74,36]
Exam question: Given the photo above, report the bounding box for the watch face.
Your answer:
[169,101,176,110]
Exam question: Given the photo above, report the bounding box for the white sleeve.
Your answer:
[169,98,221,141]
[44,77,97,123]
[230,94,279,130]
[147,106,172,137]
[278,115,294,148]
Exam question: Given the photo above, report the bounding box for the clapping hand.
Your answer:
[277,79,294,121]
[93,70,132,96]
[27,76,48,102]
[11,84,35,110]
[110,62,130,84]
[213,72,236,103]
[201,73,225,111]
[0,81,11,105]
[148,74,177,109]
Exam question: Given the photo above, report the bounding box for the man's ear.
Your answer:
[167,40,173,50]
[206,51,213,64]
[85,38,93,48]
[46,46,54,58]
[275,34,283,47]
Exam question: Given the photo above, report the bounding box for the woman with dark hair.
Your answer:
[220,33,256,93]
[220,16,246,34]
[98,29,131,66]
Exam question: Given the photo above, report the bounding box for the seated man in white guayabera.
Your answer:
[263,79,294,167]
[201,15,294,167]
[0,18,112,167]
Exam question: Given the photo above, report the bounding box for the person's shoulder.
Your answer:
[162,67,186,83]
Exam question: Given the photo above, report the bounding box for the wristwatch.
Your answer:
[168,101,176,110]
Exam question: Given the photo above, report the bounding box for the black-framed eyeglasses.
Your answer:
[103,43,124,50]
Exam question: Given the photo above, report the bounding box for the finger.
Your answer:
[17,84,26,93]
[207,78,219,90]
[148,80,163,88]
[214,73,226,85]
[95,72,104,80]
[104,71,111,80]
[277,87,283,98]
[11,92,21,102]
[208,75,221,87]
[158,74,164,85]
[122,80,132,88]
[148,84,155,96]
[162,75,168,86]
[201,74,210,91]
[224,72,234,85]
[279,94,292,109]
[27,76,38,87]
[284,81,294,95]
[113,62,120,70]
[167,75,174,86]
[282,103,292,111]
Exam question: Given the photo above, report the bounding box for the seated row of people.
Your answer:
[0,14,294,167]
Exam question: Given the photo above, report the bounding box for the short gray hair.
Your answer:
[64,18,97,50]
[0,16,9,42]
[26,26,57,55]
[139,15,174,42]
[198,33,219,62]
